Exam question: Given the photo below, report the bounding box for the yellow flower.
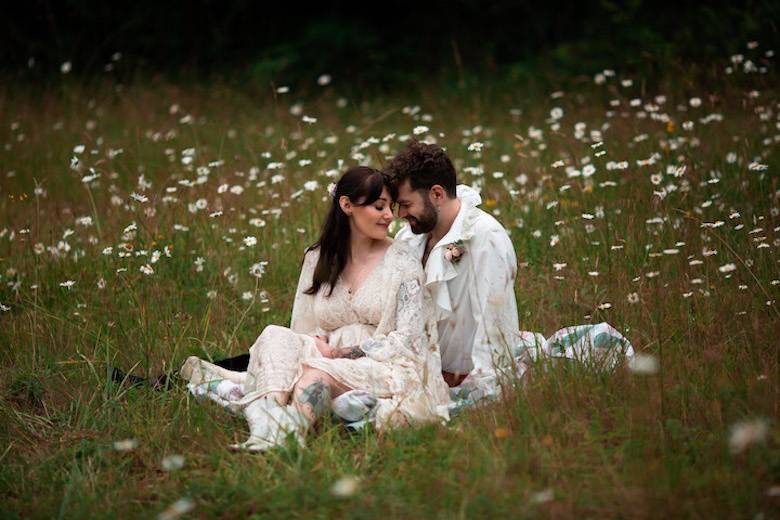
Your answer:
[484,198,497,209]
[494,427,510,439]
[666,121,676,133]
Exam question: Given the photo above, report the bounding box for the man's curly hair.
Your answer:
[384,140,457,197]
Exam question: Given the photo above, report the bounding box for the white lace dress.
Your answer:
[187,240,451,429]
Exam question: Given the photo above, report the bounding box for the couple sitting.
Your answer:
[180,140,524,451]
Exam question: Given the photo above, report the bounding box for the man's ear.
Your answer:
[338,195,352,215]
[429,184,448,203]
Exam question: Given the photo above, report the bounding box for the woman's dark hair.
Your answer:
[305,166,397,296]
[384,139,457,197]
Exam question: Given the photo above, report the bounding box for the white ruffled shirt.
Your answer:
[395,185,521,389]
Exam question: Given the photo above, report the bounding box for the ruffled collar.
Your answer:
[405,185,482,318]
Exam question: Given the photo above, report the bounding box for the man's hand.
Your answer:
[313,335,335,358]
[332,344,366,359]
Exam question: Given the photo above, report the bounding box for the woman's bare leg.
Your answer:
[292,366,351,423]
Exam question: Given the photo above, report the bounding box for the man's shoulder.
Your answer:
[468,206,511,239]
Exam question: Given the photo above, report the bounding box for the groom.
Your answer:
[385,140,521,392]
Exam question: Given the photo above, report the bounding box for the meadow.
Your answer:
[1,46,779,518]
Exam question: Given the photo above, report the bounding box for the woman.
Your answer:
[180,166,451,451]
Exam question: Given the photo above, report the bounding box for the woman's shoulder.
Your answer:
[385,240,423,274]
[302,245,321,268]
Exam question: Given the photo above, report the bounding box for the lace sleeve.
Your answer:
[359,277,426,362]
[290,249,318,334]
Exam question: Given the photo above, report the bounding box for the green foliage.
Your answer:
[0,47,778,516]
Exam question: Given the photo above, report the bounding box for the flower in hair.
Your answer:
[326,182,337,199]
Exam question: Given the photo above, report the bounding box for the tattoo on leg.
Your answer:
[298,380,331,419]
[336,345,366,359]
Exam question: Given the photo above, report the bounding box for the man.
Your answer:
[385,140,521,396]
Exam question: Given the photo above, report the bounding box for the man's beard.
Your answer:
[407,198,438,234]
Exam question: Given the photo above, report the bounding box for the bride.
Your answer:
[180,166,452,451]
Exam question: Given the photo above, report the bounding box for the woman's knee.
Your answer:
[250,325,286,355]
[296,366,329,389]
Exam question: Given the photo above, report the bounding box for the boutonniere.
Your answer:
[444,240,466,264]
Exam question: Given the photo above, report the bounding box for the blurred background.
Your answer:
[2,0,778,93]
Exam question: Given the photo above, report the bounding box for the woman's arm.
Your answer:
[290,249,319,334]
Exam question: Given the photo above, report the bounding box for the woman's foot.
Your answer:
[229,397,307,452]
[180,356,247,387]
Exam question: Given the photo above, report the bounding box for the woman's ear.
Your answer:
[338,195,352,215]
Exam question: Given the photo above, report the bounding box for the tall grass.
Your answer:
[0,47,778,517]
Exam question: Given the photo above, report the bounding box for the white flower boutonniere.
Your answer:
[444,240,466,264]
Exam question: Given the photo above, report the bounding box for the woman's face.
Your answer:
[347,187,394,240]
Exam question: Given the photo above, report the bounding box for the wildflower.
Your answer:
[161,455,185,472]
[243,236,257,247]
[60,61,72,74]
[206,290,217,299]
[194,257,205,272]
[139,264,154,275]
[530,488,554,504]
[627,354,659,375]
[412,125,429,135]
[303,180,319,191]
[650,173,663,185]
[689,97,702,107]
[718,263,737,274]
[250,261,268,278]
[158,498,194,520]
[241,291,254,301]
[0,303,10,312]
[627,292,640,304]
[597,302,612,310]
[317,74,332,86]
[729,418,769,454]
[552,262,567,271]
[302,115,317,124]
[549,107,563,120]
[276,86,290,94]
[749,162,768,171]
[97,277,106,289]
[467,142,484,152]
[113,439,138,451]
[331,475,361,498]
[59,280,76,289]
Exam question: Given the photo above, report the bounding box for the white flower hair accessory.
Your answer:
[326,182,337,199]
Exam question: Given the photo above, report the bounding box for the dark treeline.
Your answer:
[2,0,778,90]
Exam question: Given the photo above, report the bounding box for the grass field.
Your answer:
[1,46,779,518]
